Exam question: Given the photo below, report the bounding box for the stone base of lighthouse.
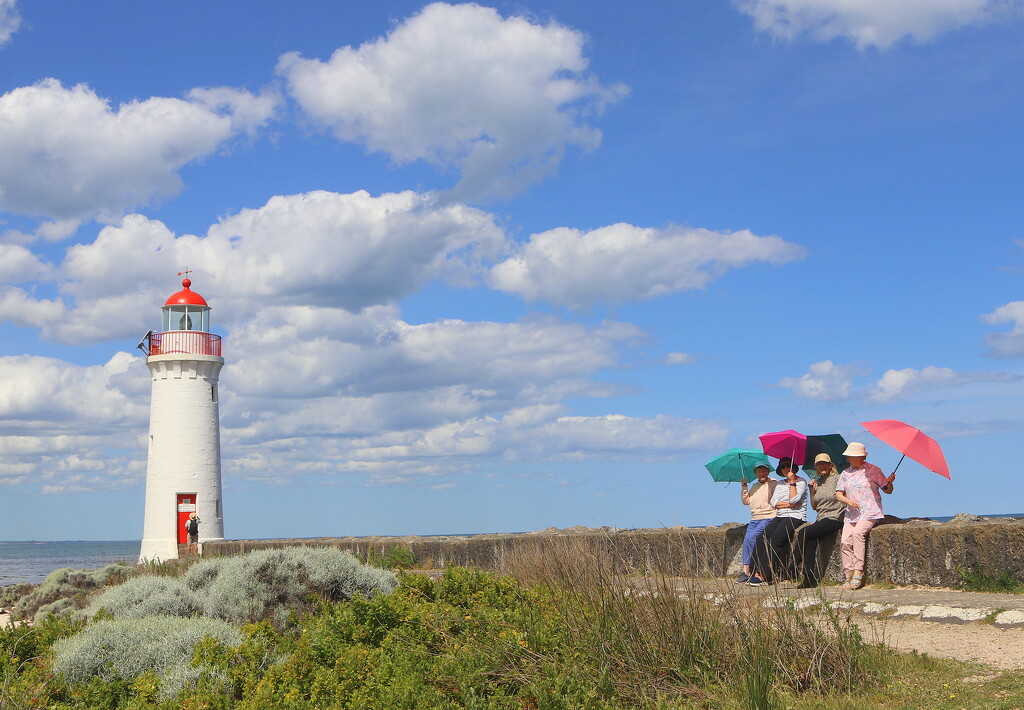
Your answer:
[139,354,226,563]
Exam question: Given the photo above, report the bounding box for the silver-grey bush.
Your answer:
[183,546,398,624]
[52,615,240,698]
[84,575,201,619]
[13,563,132,620]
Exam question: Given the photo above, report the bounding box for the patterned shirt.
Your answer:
[836,463,889,522]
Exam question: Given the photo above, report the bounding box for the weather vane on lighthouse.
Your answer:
[138,272,226,562]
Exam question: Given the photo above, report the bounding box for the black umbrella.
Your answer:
[801,433,848,477]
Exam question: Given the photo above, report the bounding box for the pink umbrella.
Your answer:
[758,429,807,467]
[860,419,951,479]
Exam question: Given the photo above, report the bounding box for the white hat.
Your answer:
[843,442,867,457]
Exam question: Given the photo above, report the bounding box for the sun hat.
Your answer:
[753,463,771,471]
[189,512,197,520]
[776,457,793,474]
[814,453,833,465]
[843,442,867,457]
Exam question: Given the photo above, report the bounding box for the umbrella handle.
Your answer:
[891,453,906,476]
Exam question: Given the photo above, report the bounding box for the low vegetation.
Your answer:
[0,541,1020,708]
[958,566,1024,594]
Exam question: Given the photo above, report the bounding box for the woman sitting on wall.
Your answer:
[748,457,807,586]
[791,453,846,588]
[736,463,777,584]
[835,442,895,589]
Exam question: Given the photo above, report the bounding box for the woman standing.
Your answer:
[791,453,846,588]
[737,463,777,584]
[748,458,807,586]
[835,442,895,589]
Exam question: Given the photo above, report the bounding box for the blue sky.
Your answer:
[1,0,1022,541]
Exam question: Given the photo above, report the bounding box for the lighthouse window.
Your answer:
[211,384,218,402]
[179,312,193,330]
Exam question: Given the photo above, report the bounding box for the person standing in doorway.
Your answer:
[186,512,201,557]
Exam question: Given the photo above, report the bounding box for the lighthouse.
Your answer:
[138,274,225,562]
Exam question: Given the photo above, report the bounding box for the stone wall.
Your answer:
[202,515,1024,587]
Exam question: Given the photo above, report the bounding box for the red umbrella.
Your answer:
[759,429,807,467]
[860,419,951,479]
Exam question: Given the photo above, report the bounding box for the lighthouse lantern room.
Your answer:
[139,275,225,562]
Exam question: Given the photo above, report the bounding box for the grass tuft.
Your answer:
[958,566,1024,594]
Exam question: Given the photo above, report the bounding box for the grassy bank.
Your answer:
[0,540,1020,708]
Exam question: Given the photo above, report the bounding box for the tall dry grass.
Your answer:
[495,532,878,707]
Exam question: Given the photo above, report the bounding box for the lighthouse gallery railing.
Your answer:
[149,331,222,357]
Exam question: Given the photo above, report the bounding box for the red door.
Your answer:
[177,494,196,544]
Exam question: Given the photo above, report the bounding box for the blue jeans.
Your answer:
[742,518,773,566]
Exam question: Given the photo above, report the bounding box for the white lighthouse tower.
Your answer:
[139,274,225,562]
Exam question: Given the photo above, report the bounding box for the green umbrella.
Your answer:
[801,434,849,477]
[704,448,773,483]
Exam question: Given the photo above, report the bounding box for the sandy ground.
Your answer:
[860,617,1024,671]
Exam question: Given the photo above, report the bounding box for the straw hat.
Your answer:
[843,442,867,457]
[814,453,833,465]
[189,512,197,520]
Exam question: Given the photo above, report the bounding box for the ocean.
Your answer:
[0,541,140,587]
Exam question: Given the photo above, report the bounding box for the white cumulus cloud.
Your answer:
[982,301,1024,357]
[490,223,806,309]
[278,2,626,199]
[777,360,863,401]
[0,79,279,220]
[870,365,1017,401]
[0,244,50,285]
[1,190,507,344]
[735,0,1020,49]
[0,0,19,47]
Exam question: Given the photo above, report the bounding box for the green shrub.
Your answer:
[52,615,241,698]
[84,575,202,620]
[958,566,1024,593]
[366,544,415,570]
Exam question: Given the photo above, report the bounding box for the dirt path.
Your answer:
[862,618,1024,671]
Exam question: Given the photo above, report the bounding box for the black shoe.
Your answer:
[746,576,768,587]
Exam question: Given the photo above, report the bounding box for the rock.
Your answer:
[948,513,985,524]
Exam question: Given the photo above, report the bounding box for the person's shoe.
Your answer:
[736,573,750,584]
[746,576,768,587]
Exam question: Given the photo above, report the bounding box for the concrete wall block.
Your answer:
[202,518,1024,589]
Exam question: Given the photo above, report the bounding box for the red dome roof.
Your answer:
[163,278,209,307]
